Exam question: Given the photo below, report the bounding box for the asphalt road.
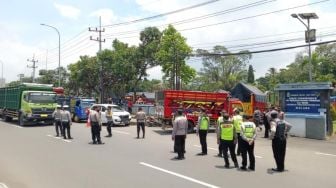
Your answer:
[0,120,336,188]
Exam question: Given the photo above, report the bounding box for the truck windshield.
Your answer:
[28,92,56,103]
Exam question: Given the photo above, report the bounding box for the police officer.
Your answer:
[196,109,209,155]
[52,105,62,137]
[216,111,224,157]
[61,105,72,139]
[217,112,239,168]
[172,109,188,160]
[232,109,243,156]
[270,111,292,172]
[90,106,104,144]
[105,106,113,137]
[240,116,257,171]
[135,107,146,139]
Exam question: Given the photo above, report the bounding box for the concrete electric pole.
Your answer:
[27,54,38,83]
[89,16,106,103]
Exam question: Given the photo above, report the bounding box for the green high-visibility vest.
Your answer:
[200,116,210,130]
[233,115,243,133]
[243,123,255,139]
[220,123,234,140]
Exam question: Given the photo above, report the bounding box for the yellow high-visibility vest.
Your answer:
[220,123,234,141]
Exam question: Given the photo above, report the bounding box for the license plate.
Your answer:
[40,114,48,118]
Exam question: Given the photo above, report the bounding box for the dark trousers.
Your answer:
[236,133,242,155]
[175,135,186,158]
[199,130,208,154]
[107,121,112,136]
[221,140,238,166]
[241,140,255,169]
[218,142,223,156]
[91,122,101,143]
[264,123,270,138]
[62,122,71,139]
[272,138,287,171]
[55,120,62,136]
[137,122,145,138]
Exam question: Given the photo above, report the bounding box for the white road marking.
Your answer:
[193,145,263,158]
[140,162,220,188]
[113,130,130,135]
[0,182,9,188]
[315,152,336,157]
[46,135,72,143]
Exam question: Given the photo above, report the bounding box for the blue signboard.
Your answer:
[285,90,321,114]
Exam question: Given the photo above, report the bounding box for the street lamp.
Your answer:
[40,23,61,87]
[291,13,318,82]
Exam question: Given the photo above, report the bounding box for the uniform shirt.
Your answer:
[270,118,292,139]
[241,121,257,142]
[106,110,113,122]
[90,110,100,123]
[172,115,188,137]
[52,110,61,120]
[60,110,72,123]
[136,111,146,123]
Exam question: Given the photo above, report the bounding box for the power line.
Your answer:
[193,40,336,57]
[103,0,275,38]
[102,0,222,28]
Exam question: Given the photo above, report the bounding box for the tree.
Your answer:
[156,25,195,89]
[36,67,68,86]
[247,65,254,84]
[195,45,251,91]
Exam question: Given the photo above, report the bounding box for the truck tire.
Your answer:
[19,113,25,126]
[74,115,80,123]
[4,111,12,122]
[187,120,194,134]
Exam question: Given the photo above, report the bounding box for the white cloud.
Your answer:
[89,9,118,25]
[54,2,81,20]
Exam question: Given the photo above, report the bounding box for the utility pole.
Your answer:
[27,54,38,83]
[89,16,105,103]
[45,49,48,70]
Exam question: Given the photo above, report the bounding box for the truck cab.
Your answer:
[70,98,95,122]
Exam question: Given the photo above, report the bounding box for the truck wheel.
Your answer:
[4,114,12,122]
[19,113,25,126]
[187,120,194,134]
[74,115,80,123]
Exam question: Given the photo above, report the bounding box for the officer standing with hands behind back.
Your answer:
[52,105,62,137]
[172,109,188,160]
[61,105,72,139]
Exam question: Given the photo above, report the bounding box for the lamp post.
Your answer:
[40,23,61,87]
[291,13,318,82]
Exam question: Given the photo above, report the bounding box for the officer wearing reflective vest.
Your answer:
[217,112,239,168]
[240,115,257,171]
[216,111,225,157]
[270,111,292,172]
[232,109,243,156]
[196,109,210,155]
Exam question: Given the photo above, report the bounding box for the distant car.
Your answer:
[90,104,131,126]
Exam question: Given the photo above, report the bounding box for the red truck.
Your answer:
[155,90,243,132]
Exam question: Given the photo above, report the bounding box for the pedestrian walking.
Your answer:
[52,105,62,137]
[90,106,104,144]
[172,109,188,160]
[61,105,72,139]
[217,112,239,168]
[270,111,292,172]
[196,109,209,155]
[232,109,243,156]
[105,106,113,137]
[135,107,146,139]
[240,116,257,171]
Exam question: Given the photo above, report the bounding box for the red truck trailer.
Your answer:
[155,90,243,132]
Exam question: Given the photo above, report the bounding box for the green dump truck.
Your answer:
[0,83,57,126]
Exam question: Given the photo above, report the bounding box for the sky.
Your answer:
[0,0,335,83]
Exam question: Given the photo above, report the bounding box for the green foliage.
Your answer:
[156,25,195,89]
[247,65,254,84]
[194,45,251,91]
